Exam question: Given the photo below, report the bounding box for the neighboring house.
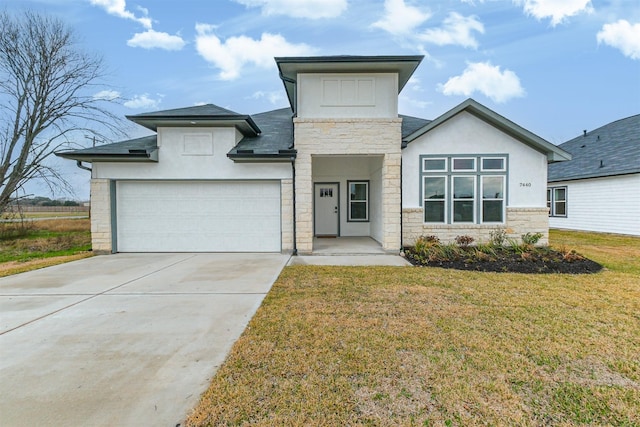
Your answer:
[548,114,640,236]
[56,55,571,254]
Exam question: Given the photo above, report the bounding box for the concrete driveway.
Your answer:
[0,253,290,426]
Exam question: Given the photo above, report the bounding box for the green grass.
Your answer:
[186,230,640,426]
[0,218,91,272]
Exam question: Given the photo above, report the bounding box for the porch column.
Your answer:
[382,153,402,252]
[294,152,314,254]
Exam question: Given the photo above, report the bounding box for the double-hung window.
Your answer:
[547,186,567,217]
[348,180,369,221]
[421,155,507,224]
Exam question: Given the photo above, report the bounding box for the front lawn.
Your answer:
[0,218,92,276]
[186,230,640,426]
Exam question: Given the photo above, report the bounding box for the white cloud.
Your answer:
[371,0,431,36]
[233,0,347,19]
[89,0,152,28]
[123,93,162,109]
[127,29,186,50]
[195,24,314,80]
[419,12,484,48]
[248,91,285,105]
[93,90,120,101]
[439,61,525,103]
[597,20,640,60]
[514,0,593,26]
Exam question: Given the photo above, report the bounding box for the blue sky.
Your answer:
[5,0,640,199]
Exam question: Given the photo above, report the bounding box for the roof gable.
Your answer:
[548,114,640,182]
[404,98,571,163]
[126,103,261,135]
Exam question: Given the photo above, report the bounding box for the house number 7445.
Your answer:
[519,182,532,187]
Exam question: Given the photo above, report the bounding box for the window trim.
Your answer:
[547,185,567,217]
[422,157,448,173]
[452,157,477,172]
[481,156,507,172]
[452,175,476,223]
[423,175,448,223]
[480,175,506,223]
[347,180,369,222]
[419,154,508,225]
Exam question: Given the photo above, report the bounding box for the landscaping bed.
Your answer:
[403,232,603,274]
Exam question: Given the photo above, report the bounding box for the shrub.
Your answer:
[455,235,475,248]
[489,229,507,247]
[521,232,543,245]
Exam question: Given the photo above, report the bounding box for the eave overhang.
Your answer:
[55,148,159,163]
[125,115,261,136]
[275,55,424,111]
[227,149,297,163]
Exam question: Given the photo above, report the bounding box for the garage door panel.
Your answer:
[116,181,281,252]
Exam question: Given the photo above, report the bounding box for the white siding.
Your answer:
[297,73,398,118]
[549,174,640,236]
[402,111,548,209]
[93,127,291,181]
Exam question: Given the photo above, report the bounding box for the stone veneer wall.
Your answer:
[89,178,113,253]
[280,178,294,251]
[402,207,549,246]
[294,118,402,254]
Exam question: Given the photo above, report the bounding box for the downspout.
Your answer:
[280,71,298,255]
[291,156,297,255]
[400,156,403,253]
[76,160,92,172]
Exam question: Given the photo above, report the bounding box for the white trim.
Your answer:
[452,157,476,172]
[480,156,506,172]
[423,175,447,223]
[480,175,505,223]
[422,157,448,172]
[452,175,476,223]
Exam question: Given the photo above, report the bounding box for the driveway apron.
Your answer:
[0,253,289,426]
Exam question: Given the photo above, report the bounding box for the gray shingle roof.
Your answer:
[400,115,431,146]
[230,108,293,152]
[548,114,640,182]
[126,103,260,134]
[55,135,158,162]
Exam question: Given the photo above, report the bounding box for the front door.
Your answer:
[314,183,339,236]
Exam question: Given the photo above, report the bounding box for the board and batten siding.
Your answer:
[549,174,640,236]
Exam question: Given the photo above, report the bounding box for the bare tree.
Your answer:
[0,10,122,212]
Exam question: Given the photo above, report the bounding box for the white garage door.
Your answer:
[116,181,281,252]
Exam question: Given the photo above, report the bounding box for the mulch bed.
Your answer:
[403,247,603,274]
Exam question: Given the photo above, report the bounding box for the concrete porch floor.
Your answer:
[312,236,387,255]
[287,237,411,266]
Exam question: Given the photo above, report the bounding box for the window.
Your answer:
[452,157,476,172]
[423,158,447,172]
[481,157,506,171]
[453,176,475,222]
[423,176,446,222]
[420,155,508,224]
[547,186,567,217]
[481,176,505,222]
[348,181,369,221]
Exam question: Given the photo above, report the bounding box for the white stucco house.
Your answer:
[57,55,571,254]
[548,114,639,236]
